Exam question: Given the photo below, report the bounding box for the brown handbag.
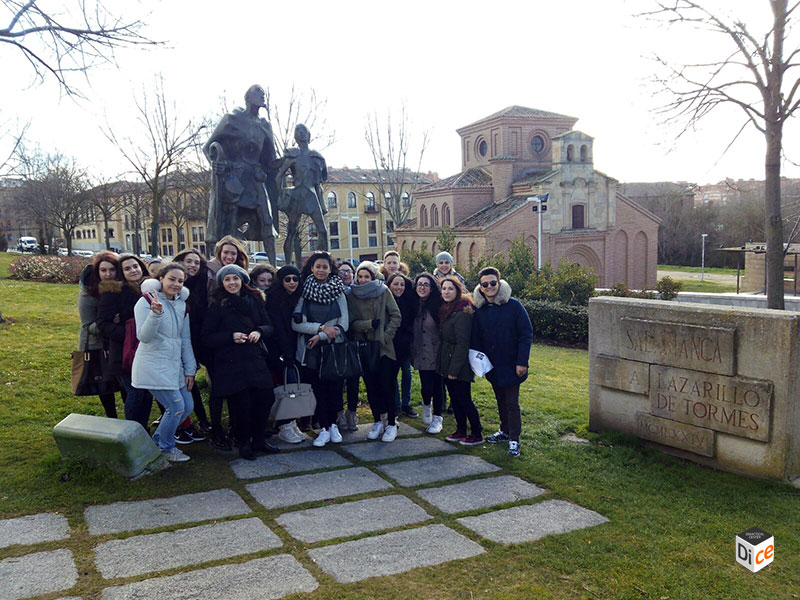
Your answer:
[71,339,119,396]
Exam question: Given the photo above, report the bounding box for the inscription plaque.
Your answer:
[591,355,649,395]
[635,412,715,457]
[619,318,735,375]
[649,366,772,442]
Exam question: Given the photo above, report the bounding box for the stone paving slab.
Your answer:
[457,499,609,545]
[101,554,318,600]
[246,467,392,510]
[85,488,251,535]
[276,495,431,543]
[340,436,455,462]
[267,421,420,451]
[229,450,352,479]
[0,512,70,549]
[417,475,546,514]
[307,524,485,583]
[94,517,282,579]
[342,420,420,442]
[377,454,501,487]
[0,549,78,600]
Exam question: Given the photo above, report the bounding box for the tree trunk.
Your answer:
[103,215,111,250]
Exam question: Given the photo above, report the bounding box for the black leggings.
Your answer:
[190,383,209,426]
[445,378,481,435]
[98,393,118,419]
[303,367,339,429]
[227,387,274,447]
[363,356,397,426]
[418,370,444,416]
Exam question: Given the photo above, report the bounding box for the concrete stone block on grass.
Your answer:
[276,495,431,543]
[417,475,545,514]
[307,524,485,583]
[377,454,501,487]
[0,512,69,549]
[229,450,352,479]
[101,554,318,600]
[457,499,608,544]
[340,436,455,462]
[85,488,250,535]
[0,549,77,600]
[246,467,392,510]
[94,517,282,578]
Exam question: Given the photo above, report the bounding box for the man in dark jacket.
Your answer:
[471,267,533,457]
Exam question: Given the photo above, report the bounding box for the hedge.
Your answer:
[521,299,588,345]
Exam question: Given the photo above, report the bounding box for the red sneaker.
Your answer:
[445,431,467,442]
[459,434,484,446]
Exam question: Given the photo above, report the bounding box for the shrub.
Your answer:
[655,276,683,300]
[521,299,588,344]
[596,283,656,300]
[402,244,436,278]
[10,255,88,283]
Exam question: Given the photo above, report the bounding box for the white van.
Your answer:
[17,236,38,252]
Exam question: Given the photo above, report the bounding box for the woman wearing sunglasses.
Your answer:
[471,267,532,457]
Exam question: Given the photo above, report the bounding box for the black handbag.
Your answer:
[319,336,362,381]
[71,338,119,397]
[357,340,380,375]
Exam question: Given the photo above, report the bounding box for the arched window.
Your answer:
[420,205,429,227]
[366,191,376,211]
[572,204,585,229]
[567,144,574,162]
[327,191,337,209]
[347,191,357,208]
[580,144,588,162]
[442,203,451,226]
[432,205,439,227]
[401,192,410,207]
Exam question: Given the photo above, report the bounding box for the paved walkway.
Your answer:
[0,424,608,600]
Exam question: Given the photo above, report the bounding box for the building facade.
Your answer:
[395,106,660,289]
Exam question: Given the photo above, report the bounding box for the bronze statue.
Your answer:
[276,123,328,267]
[203,84,279,264]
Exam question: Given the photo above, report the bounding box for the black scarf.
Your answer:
[302,274,345,304]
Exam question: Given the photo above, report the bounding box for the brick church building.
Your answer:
[395,106,660,289]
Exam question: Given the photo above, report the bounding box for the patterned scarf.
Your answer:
[302,274,345,304]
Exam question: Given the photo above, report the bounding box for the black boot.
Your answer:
[239,444,256,461]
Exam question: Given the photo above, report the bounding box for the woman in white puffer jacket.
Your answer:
[132,263,197,462]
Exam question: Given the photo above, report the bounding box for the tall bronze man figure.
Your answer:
[204,84,278,264]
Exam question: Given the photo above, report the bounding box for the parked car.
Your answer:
[17,237,39,253]
[57,248,68,256]
[251,252,270,263]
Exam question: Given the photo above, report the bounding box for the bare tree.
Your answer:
[266,86,336,153]
[120,181,149,255]
[161,168,209,252]
[646,0,800,308]
[104,75,204,256]
[0,0,159,96]
[365,105,429,228]
[15,149,89,255]
[86,176,126,250]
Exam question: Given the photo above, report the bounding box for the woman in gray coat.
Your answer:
[132,264,197,462]
[77,251,122,418]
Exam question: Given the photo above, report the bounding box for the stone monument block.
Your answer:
[589,297,800,483]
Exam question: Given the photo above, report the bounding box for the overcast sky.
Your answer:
[4,0,797,186]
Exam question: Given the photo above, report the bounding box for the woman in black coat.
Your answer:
[265,265,307,444]
[96,253,154,430]
[202,264,279,460]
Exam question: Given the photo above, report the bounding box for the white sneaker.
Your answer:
[330,423,343,443]
[290,421,308,440]
[278,424,304,444]
[164,447,190,462]
[313,428,330,447]
[367,421,385,440]
[381,424,398,442]
[422,403,433,425]
[426,415,443,434]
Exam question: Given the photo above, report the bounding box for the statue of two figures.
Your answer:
[203,84,328,267]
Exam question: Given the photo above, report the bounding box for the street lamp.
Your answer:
[701,233,708,281]
[528,194,549,269]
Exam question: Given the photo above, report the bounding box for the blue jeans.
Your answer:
[150,387,194,452]
[394,359,412,412]
[119,373,153,432]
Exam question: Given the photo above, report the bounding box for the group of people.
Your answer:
[76,238,533,462]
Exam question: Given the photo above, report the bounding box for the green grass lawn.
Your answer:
[1,270,798,599]
[680,280,739,293]
[658,264,741,276]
